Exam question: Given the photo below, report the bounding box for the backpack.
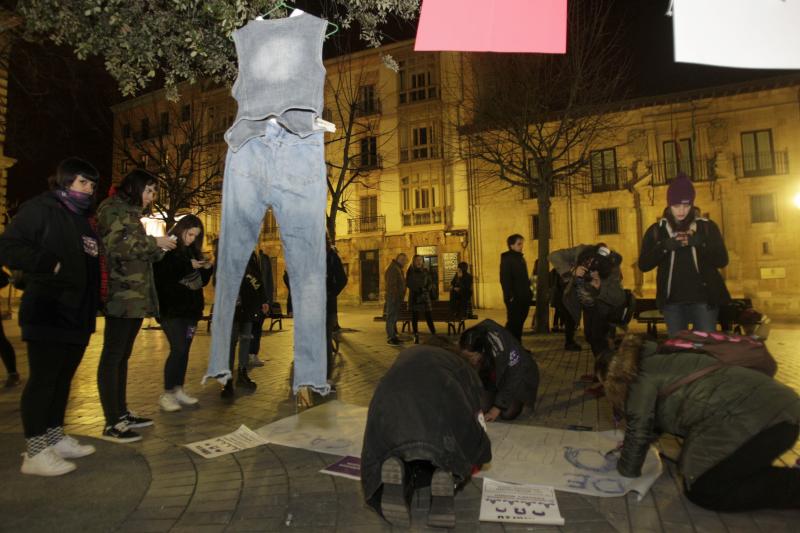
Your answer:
[657,330,777,398]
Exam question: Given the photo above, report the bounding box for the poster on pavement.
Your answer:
[320,456,362,480]
[185,425,269,459]
[479,478,565,526]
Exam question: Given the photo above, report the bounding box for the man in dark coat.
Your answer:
[248,249,274,367]
[599,334,800,512]
[499,234,532,341]
[384,253,407,345]
[326,240,347,382]
[362,343,491,528]
[459,319,539,421]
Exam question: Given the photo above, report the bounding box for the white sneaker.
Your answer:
[248,354,265,367]
[51,435,96,459]
[159,392,181,412]
[172,387,198,406]
[21,448,76,476]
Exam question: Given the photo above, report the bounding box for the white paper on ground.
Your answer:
[255,401,662,499]
[184,424,269,459]
[673,0,800,69]
[479,478,565,525]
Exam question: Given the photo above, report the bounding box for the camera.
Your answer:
[580,246,618,280]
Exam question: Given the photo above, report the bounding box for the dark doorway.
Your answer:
[359,250,380,302]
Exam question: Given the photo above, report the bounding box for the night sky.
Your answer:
[5,0,796,210]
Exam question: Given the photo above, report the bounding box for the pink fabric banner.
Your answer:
[414,0,567,54]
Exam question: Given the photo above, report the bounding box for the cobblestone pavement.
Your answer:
[0,305,799,532]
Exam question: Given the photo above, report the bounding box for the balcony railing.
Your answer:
[652,157,716,186]
[399,144,442,163]
[401,208,445,227]
[587,167,630,193]
[348,215,385,234]
[354,99,381,117]
[733,150,789,178]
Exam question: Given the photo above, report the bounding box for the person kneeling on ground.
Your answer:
[459,319,540,422]
[361,340,492,529]
[598,334,800,512]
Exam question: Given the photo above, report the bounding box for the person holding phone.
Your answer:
[154,215,212,412]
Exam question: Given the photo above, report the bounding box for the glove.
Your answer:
[663,238,682,252]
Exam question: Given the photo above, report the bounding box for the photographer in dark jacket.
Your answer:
[500,234,532,341]
[638,174,730,337]
[153,215,212,412]
[0,157,101,476]
[247,249,274,368]
[459,319,539,421]
[550,243,624,378]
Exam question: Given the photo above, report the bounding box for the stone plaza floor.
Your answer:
[0,304,798,532]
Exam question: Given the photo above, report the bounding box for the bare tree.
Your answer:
[116,93,226,228]
[324,52,395,241]
[459,0,630,332]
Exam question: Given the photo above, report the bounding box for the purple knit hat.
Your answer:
[667,173,695,205]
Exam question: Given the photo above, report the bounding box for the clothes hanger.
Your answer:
[256,0,339,38]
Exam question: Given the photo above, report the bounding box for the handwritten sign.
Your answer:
[479,478,564,525]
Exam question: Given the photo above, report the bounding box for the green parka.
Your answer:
[605,335,800,488]
[96,194,164,318]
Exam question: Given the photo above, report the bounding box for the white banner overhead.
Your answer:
[673,0,800,69]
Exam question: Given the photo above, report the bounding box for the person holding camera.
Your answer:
[638,174,730,337]
[153,215,213,412]
[549,243,625,363]
[500,234,533,341]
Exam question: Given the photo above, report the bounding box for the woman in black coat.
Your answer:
[406,254,436,343]
[449,262,473,319]
[153,215,212,412]
[0,158,101,476]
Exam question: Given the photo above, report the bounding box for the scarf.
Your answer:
[56,189,93,215]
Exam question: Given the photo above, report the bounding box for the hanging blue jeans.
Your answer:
[205,121,328,394]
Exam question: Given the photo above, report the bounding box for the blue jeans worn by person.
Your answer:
[161,318,197,390]
[662,302,719,338]
[385,299,401,340]
[206,121,328,394]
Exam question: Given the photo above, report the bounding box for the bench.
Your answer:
[398,301,473,336]
[199,302,289,333]
[633,297,753,337]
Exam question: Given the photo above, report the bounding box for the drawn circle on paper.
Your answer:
[563,447,618,473]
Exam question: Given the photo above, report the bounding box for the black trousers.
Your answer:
[21,340,86,438]
[411,309,436,335]
[249,312,266,355]
[686,422,800,511]
[97,317,143,425]
[505,300,529,341]
[582,304,613,358]
[0,318,17,374]
[326,311,336,380]
[161,317,197,390]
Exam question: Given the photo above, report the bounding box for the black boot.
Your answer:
[428,468,456,528]
[380,457,411,527]
[220,380,234,399]
[237,368,257,391]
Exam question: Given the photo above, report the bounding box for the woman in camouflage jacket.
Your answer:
[95,170,176,443]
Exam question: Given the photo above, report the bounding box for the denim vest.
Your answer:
[225,13,327,151]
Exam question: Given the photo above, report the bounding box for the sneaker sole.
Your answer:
[428,469,456,529]
[99,434,143,443]
[160,404,181,412]
[380,457,410,527]
[54,447,96,459]
[21,463,77,476]
[125,421,154,429]
[176,399,199,406]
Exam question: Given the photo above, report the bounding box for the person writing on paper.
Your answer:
[459,319,539,421]
[598,334,800,511]
[362,341,491,529]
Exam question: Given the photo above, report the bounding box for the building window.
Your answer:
[741,130,775,176]
[159,112,170,136]
[399,123,440,162]
[401,173,444,226]
[263,208,279,238]
[207,104,235,144]
[140,117,150,140]
[597,208,619,235]
[359,196,379,231]
[122,123,131,139]
[356,85,378,115]
[181,104,191,122]
[398,55,439,105]
[590,148,618,191]
[359,136,379,168]
[530,213,551,240]
[663,138,694,180]
[750,194,776,223]
[179,143,190,161]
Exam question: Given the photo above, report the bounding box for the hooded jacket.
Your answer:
[638,209,730,309]
[96,194,164,318]
[361,345,492,511]
[0,192,101,344]
[604,335,800,488]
